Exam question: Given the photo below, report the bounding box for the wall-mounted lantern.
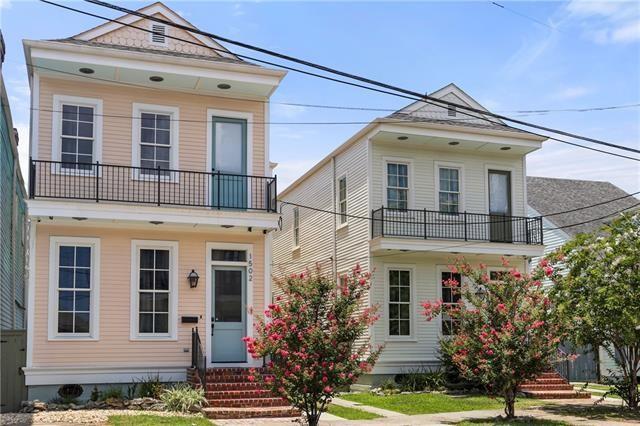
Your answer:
[187,270,199,288]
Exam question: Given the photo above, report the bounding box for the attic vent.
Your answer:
[447,105,456,117]
[151,24,167,44]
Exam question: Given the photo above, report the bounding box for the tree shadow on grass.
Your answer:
[455,416,569,425]
[537,402,640,422]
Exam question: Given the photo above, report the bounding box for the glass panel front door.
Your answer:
[211,117,247,209]
[211,267,246,362]
[488,170,512,242]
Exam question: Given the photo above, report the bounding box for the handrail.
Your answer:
[29,158,277,212]
[553,348,571,381]
[371,206,543,245]
[191,327,207,391]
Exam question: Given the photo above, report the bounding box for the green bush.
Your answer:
[160,384,207,413]
[395,367,446,392]
[136,374,165,399]
[100,387,125,401]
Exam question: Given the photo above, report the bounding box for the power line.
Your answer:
[489,1,562,33]
[33,1,640,162]
[77,0,640,156]
[543,202,640,230]
[542,191,640,217]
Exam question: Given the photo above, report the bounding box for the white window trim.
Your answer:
[51,95,103,175]
[434,161,465,213]
[487,266,508,283]
[130,240,179,341]
[336,173,348,229]
[48,236,101,341]
[131,103,180,182]
[384,264,416,341]
[436,265,462,338]
[382,157,414,209]
[292,207,300,251]
[149,22,168,46]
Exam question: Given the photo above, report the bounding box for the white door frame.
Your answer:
[205,242,259,367]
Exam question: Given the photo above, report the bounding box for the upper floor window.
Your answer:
[48,236,100,339]
[293,207,300,247]
[52,95,103,172]
[438,167,461,213]
[386,162,409,210]
[441,270,461,336]
[338,176,347,225]
[132,104,179,178]
[388,269,411,337]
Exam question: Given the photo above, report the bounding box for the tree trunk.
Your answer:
[306,412,320,426]
[630,368,638,410]
[504,387,516,418]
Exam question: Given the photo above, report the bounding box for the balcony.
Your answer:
[29,159,277,213]
[371,207,542,245]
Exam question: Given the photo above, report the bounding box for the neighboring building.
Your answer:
[1,30,28,331]
[273,83,547,382]
[23,2,287,409]
[527,176,640,381]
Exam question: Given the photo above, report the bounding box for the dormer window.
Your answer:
[150,24,167,45]
[447,105,456,117]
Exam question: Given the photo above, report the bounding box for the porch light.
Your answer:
[397,136,408,140]
[149,76,164,82]
[79,68,94,74]
[217,83,231,90]
[448,141,460,146]
[500,146,511,151]
[187,270,200,288]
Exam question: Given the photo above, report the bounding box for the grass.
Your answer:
[457,418,569,426]
[339,393,545,416]
[538,403,640,422]
[327,404,382,420]
[108,414,211,425]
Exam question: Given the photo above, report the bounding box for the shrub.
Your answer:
[90,386,101,402]
[601,372,640,409]
[160,384,207,413]
[58,384,83,399]
[99,386,124,401]
[48,396,79,405]
[137,374,165,399]
[395,367,446,392]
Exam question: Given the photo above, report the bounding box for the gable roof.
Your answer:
[527,176,640,236]
[72,2,239,60]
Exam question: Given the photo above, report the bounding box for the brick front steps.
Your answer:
[189,367,300,419]
[519,372,591,399]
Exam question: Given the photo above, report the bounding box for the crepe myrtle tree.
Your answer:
[547,212,640,410]
[422,258,565,418]
[243,265,382,426]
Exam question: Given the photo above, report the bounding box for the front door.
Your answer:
[488,170,512,242]
[211,117,247,209]
[211,266,247,363]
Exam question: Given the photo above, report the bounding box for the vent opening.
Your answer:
[447,105,456,117]
[151,24,167,44]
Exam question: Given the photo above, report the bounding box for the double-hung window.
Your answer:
[131,241,178,339]
[133,104,179,179]
[49,237,100,339]
[438,167,461,213]
[53,95,102,172]
[388,269,411,337]
[441,271,461,336]
[293,207,300,247]
[386,162,409,210]
[338,176,347,225]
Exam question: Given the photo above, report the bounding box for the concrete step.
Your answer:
[202,406,300,419]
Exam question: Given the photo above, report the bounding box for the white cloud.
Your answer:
[0,0,12,10]
[552,86,592,100]
[232,3,245,17]
[271,103,308,120]
[273,159,317,190]
[566,0,640,44]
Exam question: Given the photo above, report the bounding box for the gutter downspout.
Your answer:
[331,156,337,282]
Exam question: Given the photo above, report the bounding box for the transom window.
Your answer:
[439,167,461,213]
[138,249,170,334]
[441,271,462,336]
[293,207,300,247]
[338,176,347,225]
[57,245,92,334]
[61,104,94,170]
[386,162,409,210]
[211,249,247,262]
[140,112,171,176]
[388,269,411,336]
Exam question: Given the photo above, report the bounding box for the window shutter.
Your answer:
[151,24,166,44]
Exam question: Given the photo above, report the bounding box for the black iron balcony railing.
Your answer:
[29,159,277,213]
[371,206,543,245]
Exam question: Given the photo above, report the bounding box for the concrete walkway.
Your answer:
[331,396,408,418]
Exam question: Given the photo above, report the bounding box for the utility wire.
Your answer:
[541,191,640,217]
[34,1,640,162]
[543,202,640,230]
[489,1,562,33]
[78,0,640,156]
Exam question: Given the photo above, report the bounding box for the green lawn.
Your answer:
[327,404,382,420]
[458,418,569,426]
[340,393,545,416]
[108,414,212,425]
[538,403,640,422]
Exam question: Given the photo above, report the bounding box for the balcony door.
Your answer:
[488,170,512,242]
[211,117,247,209]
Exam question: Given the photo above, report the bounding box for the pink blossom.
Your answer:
[323,386,333,393]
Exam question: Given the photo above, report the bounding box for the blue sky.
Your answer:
[1,0,639,192]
